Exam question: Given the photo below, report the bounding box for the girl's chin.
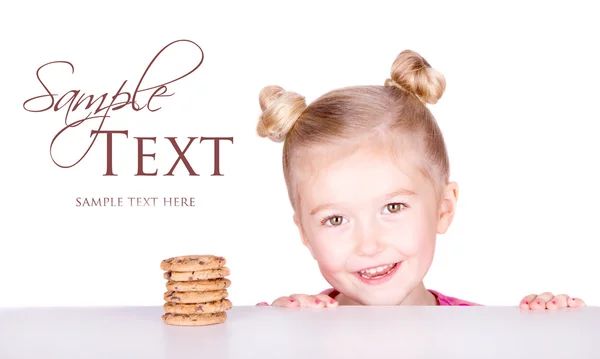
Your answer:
[343,292,410,306]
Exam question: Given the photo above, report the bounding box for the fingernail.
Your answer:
[315,299,321,304]
[330,299,336,304]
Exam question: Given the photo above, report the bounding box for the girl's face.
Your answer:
[294,145,457,305]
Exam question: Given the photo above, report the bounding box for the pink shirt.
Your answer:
[321,288,480,306]
[258,289,480,306]
[428,289,481,306]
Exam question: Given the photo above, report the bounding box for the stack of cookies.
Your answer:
[160,255,231,326]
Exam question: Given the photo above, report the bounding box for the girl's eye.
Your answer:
[323,216,346,227]
[384,203,405,214]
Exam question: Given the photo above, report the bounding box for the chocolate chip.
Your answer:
[199,261,204,265]
[188,277,193,281]
[196,305,203,312]
[171,296,181,302]
[174,286,179,290]
[177,259,183,263]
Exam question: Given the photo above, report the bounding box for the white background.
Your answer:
[0,1,598,307]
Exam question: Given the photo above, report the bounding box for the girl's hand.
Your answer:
[256,294,338,308]
[519,292,586,310]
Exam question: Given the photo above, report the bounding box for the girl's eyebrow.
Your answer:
[310,203,336,216]
[310,188,416,215]
[384,188,416,199]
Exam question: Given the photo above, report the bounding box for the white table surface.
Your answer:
[1,306,598,358]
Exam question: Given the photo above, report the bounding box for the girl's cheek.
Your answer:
[410,222,438,262]
[405,211,437,250]
[310,235,352,272]
[384,217,435,256]
[397,229,427,255]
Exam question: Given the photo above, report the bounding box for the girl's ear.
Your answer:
[437,182,459,234]
[294,213,316,259]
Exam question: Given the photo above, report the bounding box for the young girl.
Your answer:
[254,50,586,311]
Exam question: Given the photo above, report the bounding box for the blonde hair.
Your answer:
[257,50,449,209]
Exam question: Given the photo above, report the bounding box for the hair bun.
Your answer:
[257,85,307,143]
[385,50,446,104]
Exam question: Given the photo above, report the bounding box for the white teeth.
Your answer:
[359,263,396,278]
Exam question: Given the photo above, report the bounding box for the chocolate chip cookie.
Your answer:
[164,289,228,304]
[166,278,231,292]
[160,255,226,272]
[162,312,227,326]
[163,299,232,314]
[164,267,230,281]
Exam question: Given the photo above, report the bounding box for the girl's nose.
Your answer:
[354,228,385,256]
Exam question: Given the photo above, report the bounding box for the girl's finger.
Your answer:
[290,294,325,308]
[271,296,300,308]
[519,294,538,310]
[567,297,586,308]
[530,292,554,311]
[545,294,568,310]
[316,294,338,308]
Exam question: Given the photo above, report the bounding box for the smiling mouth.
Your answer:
[357,262,399,280]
